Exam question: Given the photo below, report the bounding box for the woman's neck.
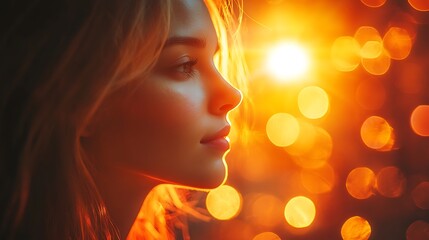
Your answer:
[95,167,158,239]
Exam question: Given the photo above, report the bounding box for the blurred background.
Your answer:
[188,0,429,239]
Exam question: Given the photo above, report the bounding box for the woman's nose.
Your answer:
[208,71,243,116]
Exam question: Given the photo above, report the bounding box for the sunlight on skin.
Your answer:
[266,42,311,82]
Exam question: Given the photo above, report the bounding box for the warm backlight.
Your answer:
[346,167,376,199]
[412,181,429,210]
[298,86,330,119]
[284,196,316,228]
[410,105,429,136]
[331,36,360,72]
[360,116,394,150]
[206,185,242,220]
[341,216,372,240]
[266,113,300,147]
[266,42,311,81]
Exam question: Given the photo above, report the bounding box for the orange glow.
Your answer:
[406,220,429,240]
[360,116,395,150]
[412,181,429,209]
[249,194,283,227]
[341,216,372,240]
[354,26,383,59]
[284,121,317,157]
[266,113,300,147]
[331,36,361,72]
[376,166,406,198]
[408,0,429,11]
[284,196,316,228]
[410,105,429,136]
[206,185,242,220]
[291,127,333,169]
[355,79,386,110]
[298,86,330,119]
[383,27,413,60]
[360,0,386,8]
[253,232,281,240]
[346,167,376,199]
[301,164,336,194]
[266,42,311,81]
[361,49,391,75]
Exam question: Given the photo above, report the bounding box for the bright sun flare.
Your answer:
[266,42,311,82]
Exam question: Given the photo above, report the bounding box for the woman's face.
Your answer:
[86,0,241,189]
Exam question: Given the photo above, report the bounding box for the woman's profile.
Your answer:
[0,0,246,239]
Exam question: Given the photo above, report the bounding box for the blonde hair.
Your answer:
[0,0,246,239]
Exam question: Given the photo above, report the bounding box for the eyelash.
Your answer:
[172,58,198,78]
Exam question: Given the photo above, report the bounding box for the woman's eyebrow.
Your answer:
[164,36,207,49]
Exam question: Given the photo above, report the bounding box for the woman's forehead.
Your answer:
[168,0,217,42]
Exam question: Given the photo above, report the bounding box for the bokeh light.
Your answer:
[346,167,376,199]
[408,0,429,11]
[206,185,242,220]
[298,86,330,119]
[411,181,429,210]
[360,0,386,8]
[361,49,391,75]
[266,113,300,147]
[341,216,371,240]
[406,220,429,240]
[253,232,281,240]
[410,105,429,136]
[383,27,413,60]
[331,36,361,72]
[375,166,406,198]
[284,196,316,228]
[354,26,383,59]
[360,116,395,151]
[266,42,311,81]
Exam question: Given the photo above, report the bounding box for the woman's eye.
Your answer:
[169,58,198,79]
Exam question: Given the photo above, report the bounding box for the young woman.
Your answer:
[0,0,246,239]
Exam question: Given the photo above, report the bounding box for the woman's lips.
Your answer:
[201,126,231,151]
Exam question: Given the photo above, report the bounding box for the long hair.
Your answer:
[0,0,246,239]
